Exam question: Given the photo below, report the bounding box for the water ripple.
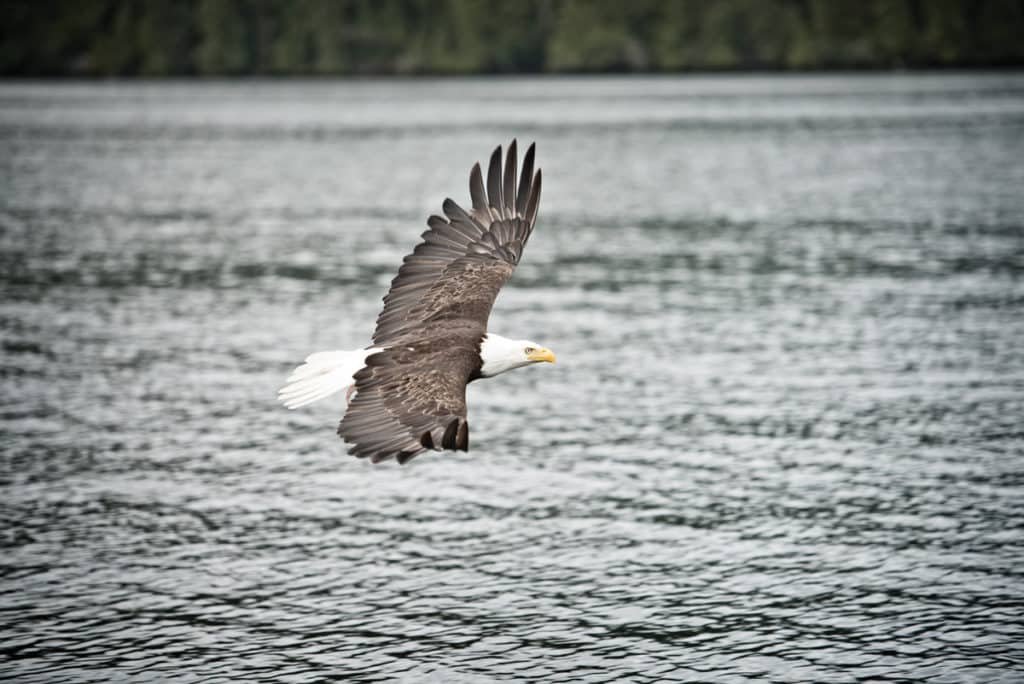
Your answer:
[2,75,1024,682]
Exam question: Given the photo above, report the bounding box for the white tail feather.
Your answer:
[277,348,380,409]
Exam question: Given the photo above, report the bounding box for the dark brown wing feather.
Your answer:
[371,140,541,346]
[339,141,542,464]
[338,322,478,464]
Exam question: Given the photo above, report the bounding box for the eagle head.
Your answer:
[480,334,555,378]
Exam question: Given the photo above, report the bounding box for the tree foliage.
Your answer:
[3,0,1023,76]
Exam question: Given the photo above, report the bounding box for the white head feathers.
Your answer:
[479,333,556,378]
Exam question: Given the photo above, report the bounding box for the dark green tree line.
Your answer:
[3,0,1023,76]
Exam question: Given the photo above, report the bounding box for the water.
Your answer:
[2,74,1023,682]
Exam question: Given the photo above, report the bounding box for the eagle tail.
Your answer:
[277,348,377,409]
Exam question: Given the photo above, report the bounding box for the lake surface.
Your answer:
[2,74,1023,682]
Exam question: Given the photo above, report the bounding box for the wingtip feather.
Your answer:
[487,145,504,218]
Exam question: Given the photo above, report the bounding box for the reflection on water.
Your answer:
[2,74,1024,682]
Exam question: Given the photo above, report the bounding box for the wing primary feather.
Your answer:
[517,143,535,216]
[442,198,475,226]
[503,139,517,217]
[486,145,504,219]
[525,169,542,227]
[469,162,488,218]
[442,419,459,450]
[456,420,469,451]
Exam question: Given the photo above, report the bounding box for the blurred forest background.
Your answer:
[3,0,1024,76]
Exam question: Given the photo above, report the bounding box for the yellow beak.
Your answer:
[528,347,556,364]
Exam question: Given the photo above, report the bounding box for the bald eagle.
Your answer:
[278,141,554,464]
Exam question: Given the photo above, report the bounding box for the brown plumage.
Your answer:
[337,141,542,464]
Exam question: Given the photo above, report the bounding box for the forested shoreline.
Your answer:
[4,0,1024,76]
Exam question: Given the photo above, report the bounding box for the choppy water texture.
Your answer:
[2,74,1024,682]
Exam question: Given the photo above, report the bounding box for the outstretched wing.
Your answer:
[371,140,542,346]
[337,323,478,464]
[338,141,543,464]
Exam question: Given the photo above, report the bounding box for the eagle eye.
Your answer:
[524,347,535,354]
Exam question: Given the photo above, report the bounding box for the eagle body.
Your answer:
[278,142,554,464]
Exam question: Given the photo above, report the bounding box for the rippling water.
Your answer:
[2,74,1024,682]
